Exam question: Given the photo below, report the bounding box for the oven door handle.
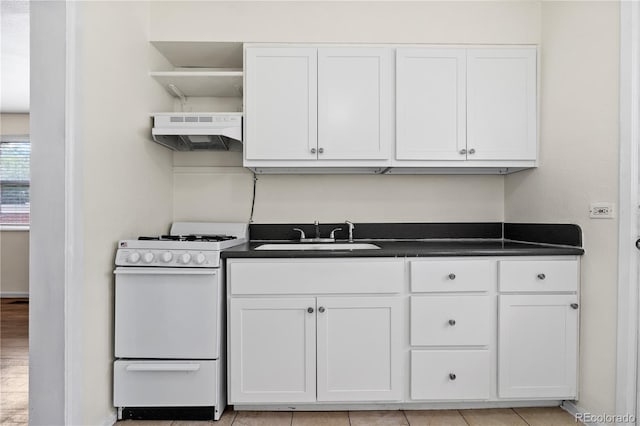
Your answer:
[126,363,201,372]
[114,267,217,276]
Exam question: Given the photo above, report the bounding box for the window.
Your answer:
[0,138,30,226]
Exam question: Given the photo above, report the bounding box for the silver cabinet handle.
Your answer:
[448,273,456,280]
[449,373,457,380]
[307,307,314,313]
[318,306,326,313]
[537,273,546,280]
[459,149,467,155]
[448,319,456,326]
[310,148,317,154]
[468,148,476,154]
[318,147,324,154]
[570,303,579,309]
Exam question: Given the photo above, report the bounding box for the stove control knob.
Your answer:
[160,252,173,263]
[127,252,141,264]
[142,252,155,264]
[179,253,192,264]
[194,253,206,265]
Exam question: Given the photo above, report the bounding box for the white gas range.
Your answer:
[113,222,247,421]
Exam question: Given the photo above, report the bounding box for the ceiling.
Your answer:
[1,0,29,113]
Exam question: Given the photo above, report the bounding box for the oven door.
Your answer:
[114,267,220,359]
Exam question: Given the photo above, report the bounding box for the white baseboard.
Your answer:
[1,292,29,298]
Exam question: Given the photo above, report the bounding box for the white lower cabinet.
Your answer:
[411,295,491,346]
[228,289,402,404]
[498,294,579,399]
[497,259,579,399]
[411,350,491,400]
[227,256,580,407]
[229,298,317,403]
[317,297,402,401]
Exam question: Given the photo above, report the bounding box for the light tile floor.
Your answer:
[116,407,583,426]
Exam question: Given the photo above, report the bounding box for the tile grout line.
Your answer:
[458,409,471,426]
[401,409,410,425]
[512,408,532,426]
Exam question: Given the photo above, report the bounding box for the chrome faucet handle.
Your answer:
[314,221,321,239]
[329,228,343,239]
[345,220,355,242]
[292,228,306,240]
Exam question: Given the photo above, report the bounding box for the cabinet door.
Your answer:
[467,48,537,161]
[229,297,316,403]
[245,47,317,160]
[498,294,578,399]
[318,48,392,160]
[396,48,466,160]
[316,296,402,401]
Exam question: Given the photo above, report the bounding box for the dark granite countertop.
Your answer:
[221,222,584,259]
[221,239,584,259]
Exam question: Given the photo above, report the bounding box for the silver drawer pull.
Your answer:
[449,373,457,381]
[307,307,314,313]
[318,306,326,313]
[448,319,456,326]
[448,273,456,280]
[570,303,579,309]
[126,364,200,372]
[537,273,546,280]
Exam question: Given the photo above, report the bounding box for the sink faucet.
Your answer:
[345,220,355,242]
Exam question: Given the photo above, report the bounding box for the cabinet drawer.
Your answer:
[411,350,490,400]
[114,360,217,406]
[411,295,491,346]
[410,260,495,292]
[229,259,404,295]
[499,260,578,293]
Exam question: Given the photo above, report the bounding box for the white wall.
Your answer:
[75,1,174,423]
[0,113,30,296]
[30,2,68,423]
[155,0,542,223]
[504,1,619,415]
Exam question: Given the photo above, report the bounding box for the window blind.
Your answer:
[0,140,30,225]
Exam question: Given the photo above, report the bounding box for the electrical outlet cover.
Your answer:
[590,202,615,219]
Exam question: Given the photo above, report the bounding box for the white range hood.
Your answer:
[151,112,242,151]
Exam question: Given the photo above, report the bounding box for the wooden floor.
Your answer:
[0,299,581,426]
[1,298,29,425]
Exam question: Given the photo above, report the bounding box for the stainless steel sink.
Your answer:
[255,243,381,251]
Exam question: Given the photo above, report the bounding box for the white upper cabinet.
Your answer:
[396,48,466,160]
[244,44,537,173]
[466,48,537,161]
[245,47,317,160]
[318,48,392,160]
